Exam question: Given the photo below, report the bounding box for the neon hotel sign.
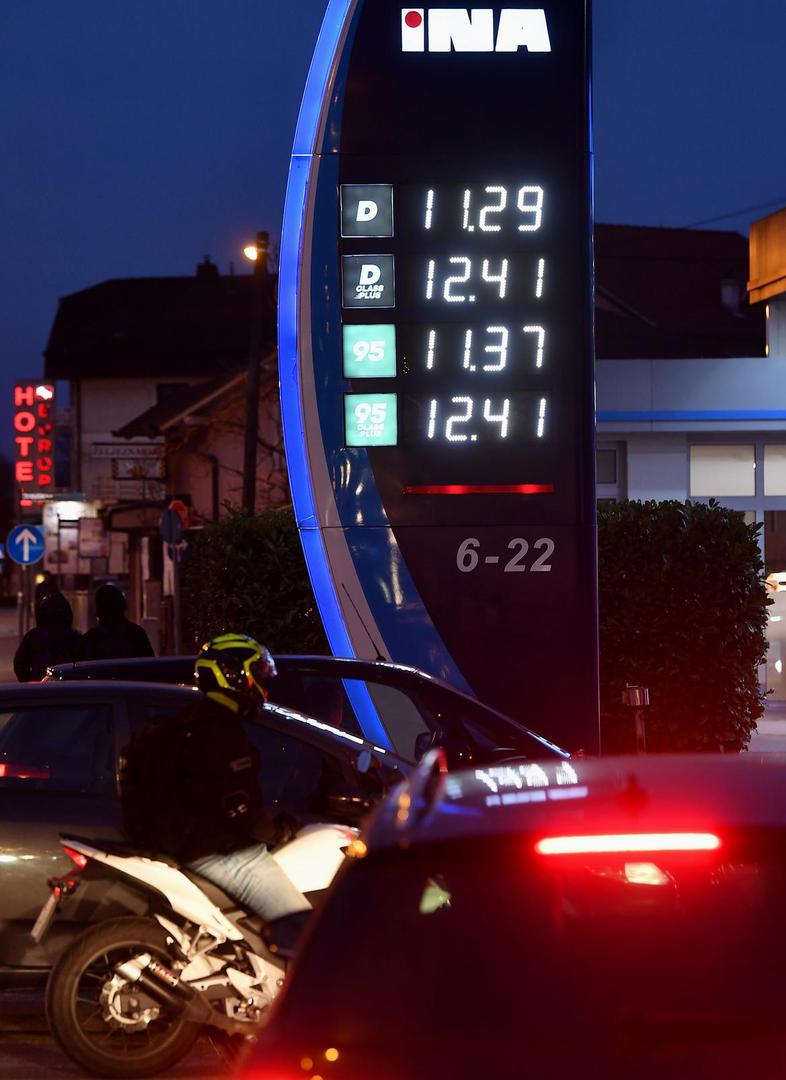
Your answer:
[14,382,55,502]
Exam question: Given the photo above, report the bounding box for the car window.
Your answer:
[125,699,379,823]
[243,719,377,823]
[0,704,115,795]
[134,702,192,730]
[269,673,363,737]
[358,682,431,759]
[277,837,786,1065]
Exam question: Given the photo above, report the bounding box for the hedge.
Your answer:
[183,506,329,655]
[598,499,768,752]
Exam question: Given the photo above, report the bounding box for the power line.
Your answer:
[682,196,786,230]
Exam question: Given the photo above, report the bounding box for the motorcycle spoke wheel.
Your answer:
[46,917,200,1079]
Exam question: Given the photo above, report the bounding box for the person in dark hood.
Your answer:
[80,584,155,661]
[14,591,83,682]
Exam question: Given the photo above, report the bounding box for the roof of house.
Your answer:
[113,368,247,439]
[595,224,764,359]
[44,259,277,379]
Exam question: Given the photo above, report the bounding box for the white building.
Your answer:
[594,220,786,697]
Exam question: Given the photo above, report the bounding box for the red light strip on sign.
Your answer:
[403,483,555,496]
[535,832,722,855]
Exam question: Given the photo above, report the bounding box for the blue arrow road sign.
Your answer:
[7,525,45,566]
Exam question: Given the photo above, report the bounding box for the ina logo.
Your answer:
[401,8,551,53]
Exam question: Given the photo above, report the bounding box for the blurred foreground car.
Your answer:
[0,681,407,984]
[46,654,568,763]
[246,753,786,1080]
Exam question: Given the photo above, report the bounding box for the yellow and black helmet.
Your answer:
[194,633,277,712]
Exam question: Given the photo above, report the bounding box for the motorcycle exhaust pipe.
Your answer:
[115,954,196,1015]
[114,953,243,1032]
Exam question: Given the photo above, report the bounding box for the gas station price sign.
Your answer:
[280,1,599,752]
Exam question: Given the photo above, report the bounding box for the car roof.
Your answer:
[367,753,786,849]
[0,680,199,699]
[46,656,196,681]
[50,653,446,689]
[46,654,565,755]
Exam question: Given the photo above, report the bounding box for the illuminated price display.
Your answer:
[281,0,598,752]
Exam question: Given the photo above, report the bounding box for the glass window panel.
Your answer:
[765,446,786,496]
[690,445,755,497]
[596,449,617,485]
[0,705,114,794]
[764,512,786,701]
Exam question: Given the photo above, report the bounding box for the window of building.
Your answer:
[597,442,626,502]
[596,449,617,485]
[764,511,786,703]
[689,445,755,497]
[765,446,786,496]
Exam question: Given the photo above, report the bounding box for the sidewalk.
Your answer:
[0,604,19,684]
[749,701,786,753]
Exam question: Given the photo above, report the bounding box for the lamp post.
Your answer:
[242,231,270,515]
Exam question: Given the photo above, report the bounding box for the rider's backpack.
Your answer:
[119,699,267,860]
[120,716,194,856]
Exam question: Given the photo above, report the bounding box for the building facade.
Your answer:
[595,221,786,697]
[42,256,278,642]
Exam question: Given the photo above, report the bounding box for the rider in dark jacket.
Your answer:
[14,591,82,682]
[121,634,310,922]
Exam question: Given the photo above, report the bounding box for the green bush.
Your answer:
[598,499,769,752]
[183,506,329,655]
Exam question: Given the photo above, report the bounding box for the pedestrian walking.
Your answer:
[13,591,82,682]
[80,583,154,661]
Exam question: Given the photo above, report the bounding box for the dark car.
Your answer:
[245,753,786,1080]
[46,654,569,763]
[0,681,408,985]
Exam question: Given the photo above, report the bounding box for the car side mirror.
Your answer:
[414,730,437,761]
[262,911,312,962]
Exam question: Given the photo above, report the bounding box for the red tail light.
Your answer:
[535,832,722,856]
[62,845,88,871]
[0,762,51,780]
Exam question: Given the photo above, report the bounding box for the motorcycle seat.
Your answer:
[62,834,266,922]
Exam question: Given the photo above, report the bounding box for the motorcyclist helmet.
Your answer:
[194,633,277,714]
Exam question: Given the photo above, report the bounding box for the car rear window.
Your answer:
[275,835,786,1065]
[0,704,115,794]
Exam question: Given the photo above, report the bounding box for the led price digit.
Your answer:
[424,185,545,234]
[425,257,510,303]
[421,326,546,373]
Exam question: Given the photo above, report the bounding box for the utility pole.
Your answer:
[242,231,270,515]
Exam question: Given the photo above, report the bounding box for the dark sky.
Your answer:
[2,0,785,455]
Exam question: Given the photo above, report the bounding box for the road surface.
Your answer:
[0,991,232,1078]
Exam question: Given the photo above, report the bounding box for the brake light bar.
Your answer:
[0,762,51,780]
[62,845,88,871]
[536,832,722,855]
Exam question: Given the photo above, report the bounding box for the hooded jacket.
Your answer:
[13,592,82,682]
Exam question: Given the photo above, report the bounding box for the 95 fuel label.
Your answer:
[343,324,397,377]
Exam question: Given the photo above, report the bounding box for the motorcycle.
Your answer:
[33,823,358,1077]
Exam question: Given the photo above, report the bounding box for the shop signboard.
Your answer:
[14,382,55,507]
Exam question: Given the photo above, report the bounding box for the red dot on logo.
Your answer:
[405,10,423,28]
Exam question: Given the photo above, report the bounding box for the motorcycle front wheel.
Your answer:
[46,916,200,1078]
